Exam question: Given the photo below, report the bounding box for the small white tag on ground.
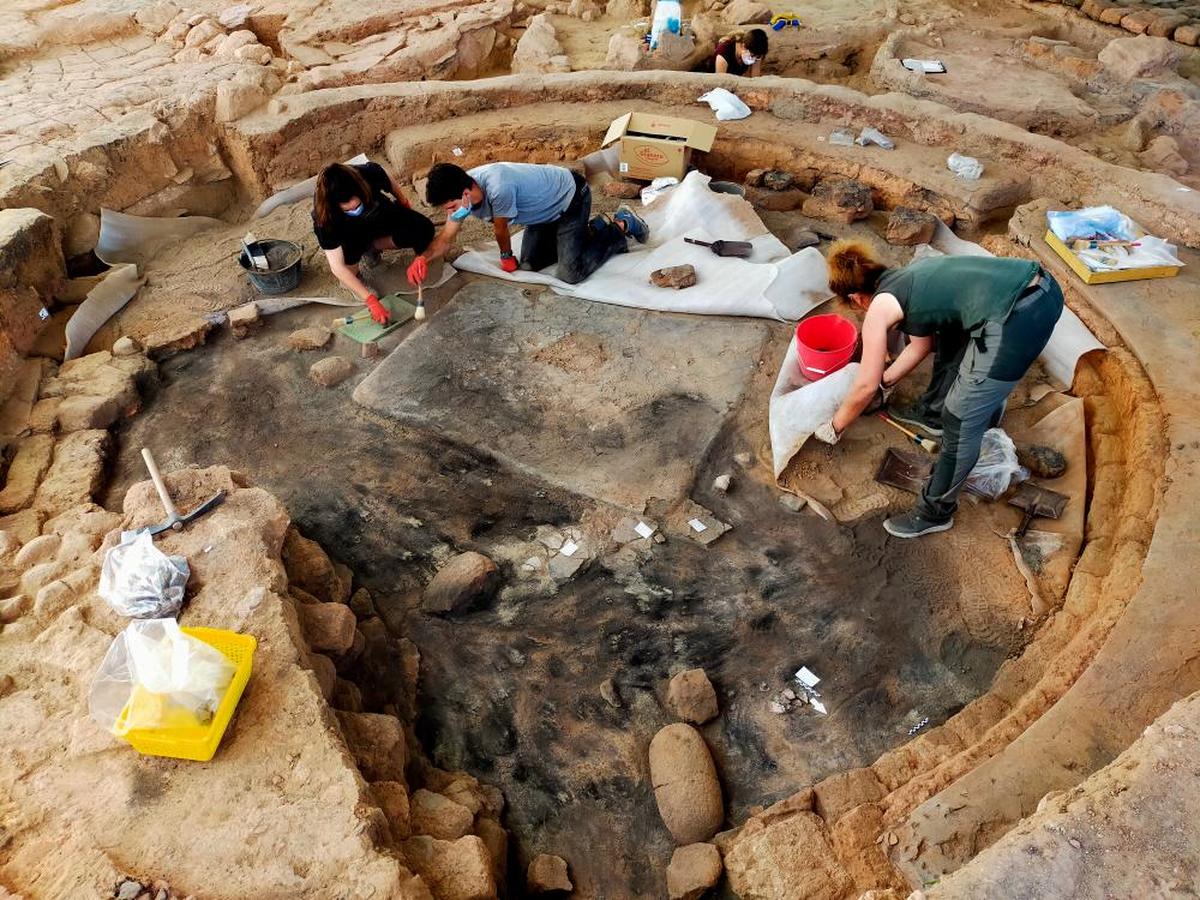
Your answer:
[688,518,708,533]
[634,521,655,539]
[560,540,579,557]
[795,666,820,687]
[810,699,828,715]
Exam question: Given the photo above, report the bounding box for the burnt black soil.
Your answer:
[107,300,1019,899]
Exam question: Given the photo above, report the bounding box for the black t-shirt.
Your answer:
[712,39,749,76]
[312,162,402,255]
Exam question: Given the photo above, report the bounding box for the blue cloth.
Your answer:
[467,163,576,226]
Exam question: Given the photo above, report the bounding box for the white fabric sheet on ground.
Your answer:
[451,171,831,321]
[63,263,144,361]
[96,208,223,269]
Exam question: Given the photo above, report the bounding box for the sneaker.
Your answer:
[613,205,649,244]
[883,510,954,539]
[888,403,943,437]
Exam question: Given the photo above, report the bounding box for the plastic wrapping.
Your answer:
[856,127,895,150]
[698,88,751,121]
[965,428,1028,499]
[89,619,235,735]
[947,152,983,180]
[640,176,680,205]
[1046,206,1184,272]
[99,531,190,618]
[649,0,681,49]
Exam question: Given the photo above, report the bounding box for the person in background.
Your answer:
[411,161,647,286]
[711,28,768,77]
[814,240,1064,539]
[312,161,433,324]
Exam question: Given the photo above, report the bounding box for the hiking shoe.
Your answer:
[888,403,943,437]
[883,510,954,539]
[614,205,649,243]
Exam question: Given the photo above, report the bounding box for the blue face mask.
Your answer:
[344,203,365,217]
[449,203,471,223]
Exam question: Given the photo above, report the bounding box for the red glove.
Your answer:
[407,256,428,285]
[364,293,389,325]
[499,254,518,274]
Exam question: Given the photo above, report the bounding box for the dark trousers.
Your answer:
[916,273,1065,522]
[518,173,629,285]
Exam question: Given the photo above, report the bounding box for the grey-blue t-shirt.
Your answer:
[467,163,575,226]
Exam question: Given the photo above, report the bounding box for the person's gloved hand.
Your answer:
[407,256,428,286]
[499,252,518,273]
[365,293,390,325]
[814,421,841,445]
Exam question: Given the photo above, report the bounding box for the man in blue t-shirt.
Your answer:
[405,161,648,286]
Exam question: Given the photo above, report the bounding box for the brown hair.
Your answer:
[314,163,373,230]
[826,239,888,299]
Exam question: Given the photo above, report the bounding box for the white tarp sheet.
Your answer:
[63,263,144,361]
[451,171,832,322]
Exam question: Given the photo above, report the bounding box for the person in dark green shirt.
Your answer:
[813,240,1064,539]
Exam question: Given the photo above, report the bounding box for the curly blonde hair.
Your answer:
[826,239,888,298]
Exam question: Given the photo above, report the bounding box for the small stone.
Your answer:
[885,207,939,246]
[779,493,806,512]
[712,473,731,493]
[650,265,698,290]
[744,168,766,187]
[287,326,332,351]
[410,789,476,841]
[310,356,355,388]
[667,668,719,724]
[1016,443,1068,479]
[349,587,376,618]
[228,302,261,338]
[667,843,723,900]
[422,551,500,616]
[761,170,794,191]
[769,700,788,714]
[734,451,752,466]
[603,181,642,199]
[116,880,144,900]
[1140,135,1189,177]
[743,184,805,212]
[801,177,873,224]
[295,602,357,654]
[112,336,141,356]
[784,229,821,250]
[527,853,573,893]
[600,677,622,708]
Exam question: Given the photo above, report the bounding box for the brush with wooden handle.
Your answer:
[878,413,938,453]
[414,282,425,321]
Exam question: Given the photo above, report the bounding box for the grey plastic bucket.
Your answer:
[238,239,302,294]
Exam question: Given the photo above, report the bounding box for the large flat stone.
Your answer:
[353,283,770,509]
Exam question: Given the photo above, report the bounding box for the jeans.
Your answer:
[915,272,1065,522]
[518,173,629,284]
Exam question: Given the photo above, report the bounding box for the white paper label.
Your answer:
[688,518,708,533]
[810,699,828,715]
[560,540,579,557]
[619,161,630,173]
[795,666,820,688]
[634,521,655,539]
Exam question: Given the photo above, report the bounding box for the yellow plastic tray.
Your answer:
[1045,230,1180,285]
[115,626,256,762]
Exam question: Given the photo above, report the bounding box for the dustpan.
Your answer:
[337,294,416,344]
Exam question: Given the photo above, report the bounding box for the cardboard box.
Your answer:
[1044,230,1181,285]
[601,112,718,182]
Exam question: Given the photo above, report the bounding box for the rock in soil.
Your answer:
[649,723,724,844]
[422,551,500,616]
[409,788,476,841]
[885,206,939,246]
[667,842,723,900]
[651,265,698,289]
[603,180,642,199]
[288,326,332,351]
[667,668,719,724]
[802,178,874,224]
[527,853,573,893]
[743,184,805,212]
[310,356,355,388]
[762,170,795,191]
[1016,442,1068,479]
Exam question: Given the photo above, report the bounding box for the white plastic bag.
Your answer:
[947,152,983,180]
[99,530,190,618]
[89,618,235,735]
[698,88,751,121]
[640,176,679,205]
[965,428,1028,499]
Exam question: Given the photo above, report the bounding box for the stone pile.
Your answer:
[1046,0,1200,45]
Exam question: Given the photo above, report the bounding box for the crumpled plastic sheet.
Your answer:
[698,87,752,121]
[99,530,190,619]
[769,348,859,478]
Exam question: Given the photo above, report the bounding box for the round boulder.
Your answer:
[649,723,724,844]
[423,551,500,616]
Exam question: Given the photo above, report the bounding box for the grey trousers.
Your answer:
[915,274,1065,522]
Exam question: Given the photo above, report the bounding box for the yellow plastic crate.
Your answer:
[1045,230,1180,285]
[115,626,257,762]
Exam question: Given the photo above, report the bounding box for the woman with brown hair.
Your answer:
[312,161,434,324]
[709,28,768,76]
[814,240,1063,538]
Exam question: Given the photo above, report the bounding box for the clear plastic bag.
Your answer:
[89,618,235,735]
[965,428,1028,499]
[99,530,190,618]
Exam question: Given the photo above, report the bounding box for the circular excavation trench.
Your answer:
[86,78,1170,898]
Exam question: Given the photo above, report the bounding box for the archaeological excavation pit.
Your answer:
[2,2,1200,898]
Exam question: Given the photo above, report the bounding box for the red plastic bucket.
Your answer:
[795,314,858,380]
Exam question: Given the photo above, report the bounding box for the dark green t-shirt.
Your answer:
[876,256,1039,336]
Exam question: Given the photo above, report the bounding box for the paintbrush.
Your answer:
[878,413,938,453]
[414,281,426,321]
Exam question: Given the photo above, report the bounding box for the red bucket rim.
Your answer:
[795,314,858,355]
